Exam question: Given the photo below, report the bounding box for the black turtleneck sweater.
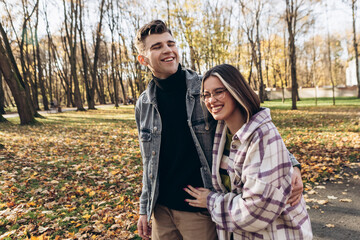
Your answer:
[154,65,204,212]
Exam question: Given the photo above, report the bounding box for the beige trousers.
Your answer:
[151,204,218,240]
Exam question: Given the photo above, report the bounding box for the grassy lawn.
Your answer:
[0,98,359,239]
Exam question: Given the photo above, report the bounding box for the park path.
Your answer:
[3,104,115,119]
[306,162,360,240]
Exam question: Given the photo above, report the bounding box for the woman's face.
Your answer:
[203,76,238,121]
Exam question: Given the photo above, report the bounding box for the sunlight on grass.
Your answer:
[262,97,360,109]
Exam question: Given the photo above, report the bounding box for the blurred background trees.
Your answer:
[0,0,359,124]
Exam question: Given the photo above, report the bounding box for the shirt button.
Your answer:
[154,126,158,131]
[234,135,238,140]
[205,126,209,131]
[152,151,156,156]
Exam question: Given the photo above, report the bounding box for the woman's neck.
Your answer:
[225,108,246,135]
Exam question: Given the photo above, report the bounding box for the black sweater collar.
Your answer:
[153,64,185,92]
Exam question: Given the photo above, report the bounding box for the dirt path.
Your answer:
[306,162,360,240]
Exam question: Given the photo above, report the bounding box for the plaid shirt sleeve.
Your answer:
[207,122,293,233]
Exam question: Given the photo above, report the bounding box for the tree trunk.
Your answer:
[48,33,53,104]
[118,35,128,105]
[352,0,360,98]
[326,2,335,105]
[289,34,297,110]
[79,30,92,109]
[35,1,49,110]
[89,0,105,109]
[256,16,265,103]
[286,0,298,110]
[64,0,85,111]
[0,73,5,114]
[95,69,106,104]
[312,32,318,106]
[5,86,15,107]
[78,2,92,110]
[111,42,118,107]
[29,24,40,111]
[0,41,35,124]
[107,0,118,106]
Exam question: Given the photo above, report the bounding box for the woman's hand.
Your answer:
[184,185,211,208]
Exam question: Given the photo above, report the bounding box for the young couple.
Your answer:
[134,20,312,240]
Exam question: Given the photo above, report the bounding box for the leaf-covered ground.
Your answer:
[0,103,359,239]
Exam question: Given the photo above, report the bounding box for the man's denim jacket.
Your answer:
[135,69,217,220]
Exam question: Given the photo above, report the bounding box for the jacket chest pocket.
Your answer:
[140,129,152,159]
[191,118,208,133]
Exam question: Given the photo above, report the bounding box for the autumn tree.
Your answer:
[63,0,85,111]
[0,73,6,116]
[34,0,49,110]
[43,1,55,105]
[106,0,128,107]
[0,22,36,124]
[325,1,335,105]
[2,0,42,112]
[175,0,202,72]
[78,0,105,109]
[349,0,360,97]
[284,0,316,109]
[239,0,265,99]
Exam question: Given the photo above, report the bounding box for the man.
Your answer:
[134,20,303,240]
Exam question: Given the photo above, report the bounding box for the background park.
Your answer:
[0,0,359,239]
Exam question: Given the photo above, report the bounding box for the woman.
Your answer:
[184,64,312,239]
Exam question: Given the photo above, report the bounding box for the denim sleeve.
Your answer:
[288,149,301,170]
[135,103,149,215]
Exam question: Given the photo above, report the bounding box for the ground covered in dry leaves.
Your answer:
[0,103,359,239]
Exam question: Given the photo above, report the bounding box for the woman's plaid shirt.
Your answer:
[206,108,312,240]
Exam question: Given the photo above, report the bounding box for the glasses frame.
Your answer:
[200,88,228,103]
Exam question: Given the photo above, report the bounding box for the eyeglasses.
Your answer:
[200,88,228,103]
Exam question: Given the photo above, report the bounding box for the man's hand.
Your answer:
[288,167,303,206]
[184,185,211,208]
[137,215,151,239]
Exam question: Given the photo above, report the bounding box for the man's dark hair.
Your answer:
[135,20,172,53]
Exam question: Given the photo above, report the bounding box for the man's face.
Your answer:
[138,32,180,79]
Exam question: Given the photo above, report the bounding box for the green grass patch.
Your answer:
[262,96,360,109]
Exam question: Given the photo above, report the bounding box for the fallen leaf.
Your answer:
[325,224,335,228]
[0,230,16,239]
[327,195,338,200]
[339,199,352,202]
[307,190,317,195]
[317,200,329,205]
[38,226,49,233]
